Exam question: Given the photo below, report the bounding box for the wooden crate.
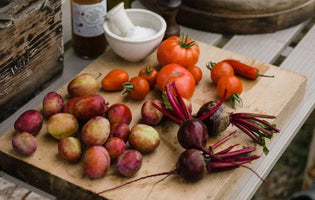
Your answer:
[0,0,63,121]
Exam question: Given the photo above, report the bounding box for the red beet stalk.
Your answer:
[152,81,227,125]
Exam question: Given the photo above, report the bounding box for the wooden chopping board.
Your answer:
[0,42,306,200]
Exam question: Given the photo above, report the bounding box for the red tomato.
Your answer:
[207,61,234,84]
[138,66,158,88]
[123,76,150,100]
[157,35,200,68]
[217,75,242,99]
[156,63,196,99]
[187,65,203,84]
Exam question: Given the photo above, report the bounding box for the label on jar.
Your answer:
[72,1,107,37]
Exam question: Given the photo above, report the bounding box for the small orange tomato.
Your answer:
[186,65,203,84]
[207,61,234,84]
[123,76,150,100]
[102,69,129,91]
[138,66,158,88]
[217,75,243,108]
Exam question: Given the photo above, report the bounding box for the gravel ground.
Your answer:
[252,110,315,200]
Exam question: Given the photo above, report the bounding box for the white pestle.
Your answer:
[104,2,135,37]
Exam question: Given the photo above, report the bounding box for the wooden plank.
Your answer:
[223,21,307,63]
[230,22,315,200]
[0,175,55,200]
[0,41,306,200]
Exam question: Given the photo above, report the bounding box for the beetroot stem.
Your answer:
[198,88,227,121]
[152,103,183,124]
[210,159,256,169]
[213,156,259,164]
[165,82,187,121]
[171,81,192,119]
[212,130,237,149]
[214,144,240,155]
[97,170,176,195]
[241,116,280,132]
[232,122,261,144]
[214,147,256,159]
[232,112,276,119]
[235,118,274,136]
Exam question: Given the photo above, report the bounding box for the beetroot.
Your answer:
[177,118,210,154]
[153,81,279,155]
[152,81,227,153]
[195,102,280,155]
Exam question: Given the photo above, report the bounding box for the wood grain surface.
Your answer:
[0,41,307,200]
[139,0,315,34]
[0,0,63,121]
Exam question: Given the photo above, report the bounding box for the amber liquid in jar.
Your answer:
[71,0,107,59]
[107,0,131,10]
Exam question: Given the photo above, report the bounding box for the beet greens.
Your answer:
[153,81,280,155]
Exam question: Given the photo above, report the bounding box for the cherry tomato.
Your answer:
[157,35,200,68]
[217,75,242,99]
[138,66,158,88]
[156,63,195,99]
[187,65,203,84]
[207,61,234,84]
[123,76,150,100]
[217,75,243,108]
[102,69,129,91]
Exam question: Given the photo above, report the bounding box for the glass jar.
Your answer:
[71,0,107,59]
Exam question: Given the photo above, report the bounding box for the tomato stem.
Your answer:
[122,82,134,95]
[206,62,216,71]
[230,93,243,109]
[142,65,154,75]
[179,33,196,49]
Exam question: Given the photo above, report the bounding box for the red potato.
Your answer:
[42,92,64,118]
[128,124,160,154]
[109,122,130,142]
[12,131,37,156]
[107,103,132,125]
[81,116,110,146]
[14,110,43,135]
[67,73,98,97]
[141,99,164,125]
[63,97,79,115]
[115,150,142,177]
[104,137,126,162]
[47,113,79,140]
[82,146,110,179]
[73,94,107,123]
[58,137,82,162]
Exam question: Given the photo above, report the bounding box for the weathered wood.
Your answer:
[0,0,63,122]
[0,40,306,200]
[139,0,315,34]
